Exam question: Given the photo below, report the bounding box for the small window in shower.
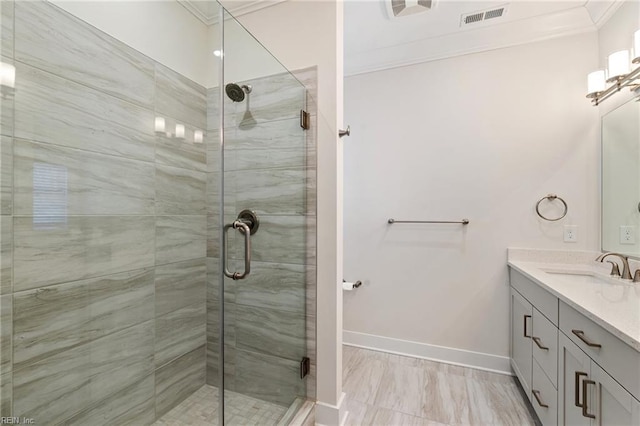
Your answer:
[33,162,68,229]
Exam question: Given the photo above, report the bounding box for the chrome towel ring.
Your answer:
[535,194,568,221]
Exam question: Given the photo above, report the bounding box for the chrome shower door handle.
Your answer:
[223,220,252,280]
[235,221,251,280]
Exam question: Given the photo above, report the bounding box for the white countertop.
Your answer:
[508,259,640,352]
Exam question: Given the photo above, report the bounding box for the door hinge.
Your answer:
[300,109,310,130]
[300,356,310,379]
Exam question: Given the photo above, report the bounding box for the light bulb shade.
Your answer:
[194,130,204,143]
[634,30,640,63]
[175,124,185,139]
[608,50,630,81]
[587,70,606,96]
[0,62,15,88]
[154,117,165,133]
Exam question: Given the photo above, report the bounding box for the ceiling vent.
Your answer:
[387,0,435,19]
[460,5,508,26]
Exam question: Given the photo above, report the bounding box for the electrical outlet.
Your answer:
[564,225,578,243]
[620,226,636,245]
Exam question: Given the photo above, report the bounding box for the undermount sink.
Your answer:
[542,269,632,286]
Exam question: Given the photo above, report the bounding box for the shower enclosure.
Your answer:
[0,1,317,424]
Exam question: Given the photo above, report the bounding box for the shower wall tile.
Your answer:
[235,349,304,407]
[0,295,11,374]
[0,215,11,294]
[231,215,315,265]
[155,63,207,129]
[206,342,236,390]
[225,118,307,171]
[231,72,305,125]
[155,215,206,265]
[14,63,155,162]
[13,320,154,424]
[1,136,12,214]
[156,131,206,172]
[206,87,220,131]
[1,0,14,59]
[206,172,236,218]
[235,305,305,361]
[13,268,154,369]
[63,374,155,426]
[234,167,307,216]
[205,130,221,173]
[14,139,156,215]
[14,1,154,108]
[155,302,205,368]
[155,164,206,216]
[235,262,305,314]
[155,258,206,318]
[13,216,155,291]
[0,371,10,417]
[207,298,236,345]
[155,345,206,418]
[206,213,221,258]
[206,257,235,303]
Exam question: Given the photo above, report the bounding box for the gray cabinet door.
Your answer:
[590,361,640,425]
[511,288,533,396]
[558,333,591,426]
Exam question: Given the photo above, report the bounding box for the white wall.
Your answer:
[343,32,600,370]
[220,1,345,424]
[51,0,211,87]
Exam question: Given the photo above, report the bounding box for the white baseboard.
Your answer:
[315,392,347,426]
[343,330,512,375]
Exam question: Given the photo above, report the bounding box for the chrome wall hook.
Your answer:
[339,126,350,138]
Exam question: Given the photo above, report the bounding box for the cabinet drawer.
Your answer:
[510,269,558,326]
[532,359,558,426]
[559,301,640,400]
[533,308,558,388]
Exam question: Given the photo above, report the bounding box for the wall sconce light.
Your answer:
[607,50,630,82]
[194,130,204,144]
[175,124,185,139]
[0,62,16,88]
[154,117,166,133]
[586,32,640,106]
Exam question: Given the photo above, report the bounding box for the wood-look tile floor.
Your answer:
[343,346,536,426]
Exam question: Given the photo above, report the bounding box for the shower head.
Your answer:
[225,83,252,102]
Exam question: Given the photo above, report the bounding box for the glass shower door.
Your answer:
[211,7,316,425]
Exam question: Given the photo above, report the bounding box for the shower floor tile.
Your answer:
[153,384,288,426]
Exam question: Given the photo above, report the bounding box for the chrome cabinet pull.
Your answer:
[582,379,596,419]
[532,390,549,408]
[524,315,531,338]
[575,371,588,407]
[572,330,602,348]
[223,220,251,280]
[532,337,549,350]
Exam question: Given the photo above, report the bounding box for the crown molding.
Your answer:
[345,6,598,77]
[179,0,287,26]
[584,0,625,28]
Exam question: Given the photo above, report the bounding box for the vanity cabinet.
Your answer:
[509,268,640,426]
[511,288,533,395]
[559,333,640,425]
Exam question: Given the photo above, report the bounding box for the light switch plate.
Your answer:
[564,225,578,243]
[620,226,636,245]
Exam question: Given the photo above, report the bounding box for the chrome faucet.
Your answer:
[596,253,632,280]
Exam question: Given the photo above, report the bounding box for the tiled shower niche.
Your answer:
[0,1,317,424]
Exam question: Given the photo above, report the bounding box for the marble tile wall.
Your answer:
[205,67,318,407]
[0,1,208,423]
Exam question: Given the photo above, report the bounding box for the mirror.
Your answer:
[602,95,640,257]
